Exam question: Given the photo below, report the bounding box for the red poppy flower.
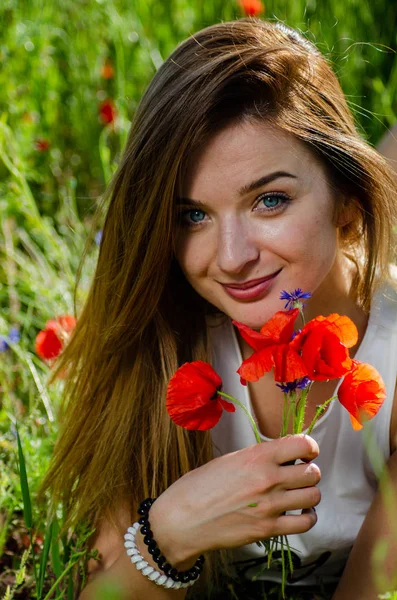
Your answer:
[233,309,308,383]
[35,328,63,360]
[291,314,358,381]
[238,0,265,16]
[46,315,76,336]
[99,99,117,125]
[338,360,386,430]
[34,139,50,152]
[166,361,235,430]
[35,314,76,361]
[100,60,114,79]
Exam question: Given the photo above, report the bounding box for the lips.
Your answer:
[220,269,282,301]
[221,269,282,289]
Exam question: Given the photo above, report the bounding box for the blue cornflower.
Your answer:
[0,327,20,352]
[95,230,103,246]
[280,288,312,310]
[276,377,311,394]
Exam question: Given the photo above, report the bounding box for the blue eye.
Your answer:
[262,196,281,208]
[189,209,206,222]
[182,209,207,225]
[255,193,291,212]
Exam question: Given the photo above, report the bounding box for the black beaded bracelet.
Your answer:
[137,497,205,583]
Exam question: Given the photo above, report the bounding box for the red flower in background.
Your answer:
[35,329,62,360]
[101,60,114,79]
[338,360,386,430]
[239,0,265,16]
[291,314,358,381]
[233,309,307,383]
[166,361,235,430]
[35,314,76,361]
[34,139,50,152]
[99,99,117,125]
[45,315,76,336]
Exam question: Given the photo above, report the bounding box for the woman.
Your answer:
[42,18,397,600]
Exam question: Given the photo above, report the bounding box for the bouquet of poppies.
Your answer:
[165,289,386,590]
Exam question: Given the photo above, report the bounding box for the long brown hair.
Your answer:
[41,17,397,588]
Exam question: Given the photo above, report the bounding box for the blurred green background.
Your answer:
[1,0,396,219]
[0,0,396,597]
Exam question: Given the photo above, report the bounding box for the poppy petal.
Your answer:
[318,314,358,347]
[166,361,231,431]
[349,413,363,431]
[295,314,358,348]
[232,321,269,351]
[237,346,275,383]
[219,398,236,413]
[259,309,300,343]
[35,329,63,360]
[166,361,222,410]
[45,319,62,334]
[57,315,76,333]
[168,401,223,430]
[300,327,352,381]
[273,345,308,383]
[337,360,386,429]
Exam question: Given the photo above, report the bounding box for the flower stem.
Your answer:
[295,386,310,434]
[306,395,337,434]
[281,393,289,437]
[297,304,306,328]
[218,391,262,444]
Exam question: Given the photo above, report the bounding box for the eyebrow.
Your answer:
[177,170,297,205]
[238,170,298,195]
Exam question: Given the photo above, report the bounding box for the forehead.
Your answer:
[182,119,326,198]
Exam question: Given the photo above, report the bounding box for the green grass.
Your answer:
[0,0,396,597]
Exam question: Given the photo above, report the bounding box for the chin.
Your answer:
[223,307,275,330]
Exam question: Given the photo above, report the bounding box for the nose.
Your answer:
[216,217,260,274]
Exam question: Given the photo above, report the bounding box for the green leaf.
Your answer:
[15,426,32,529]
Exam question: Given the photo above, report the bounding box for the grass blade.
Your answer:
[51,519,62,581]
[38,520,53,599]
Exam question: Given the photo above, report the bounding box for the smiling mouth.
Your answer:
[220,269,282,290]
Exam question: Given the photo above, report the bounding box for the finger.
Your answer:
[272,509,317,536]
[278,486,321,513]
[278,461,321,490]
[273,434,319,465]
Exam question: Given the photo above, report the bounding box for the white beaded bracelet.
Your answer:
[124,522,196,590]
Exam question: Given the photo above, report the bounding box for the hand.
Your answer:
[147,434,320,568]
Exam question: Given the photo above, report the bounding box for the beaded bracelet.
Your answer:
[124,498,205,589]
[137,498,204,583]
[124,523,192,589]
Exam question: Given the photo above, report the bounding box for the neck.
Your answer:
[301,252,368,355]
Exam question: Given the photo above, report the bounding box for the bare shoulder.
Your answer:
[87,503,132,580]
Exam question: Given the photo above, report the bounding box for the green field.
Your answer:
[0,0,396,597]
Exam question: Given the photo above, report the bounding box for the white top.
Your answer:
[209,281,397,587]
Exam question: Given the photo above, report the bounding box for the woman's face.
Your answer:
[175,119,349,329]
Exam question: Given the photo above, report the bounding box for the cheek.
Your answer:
[280,202,337,256]
[174,233,211,282]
